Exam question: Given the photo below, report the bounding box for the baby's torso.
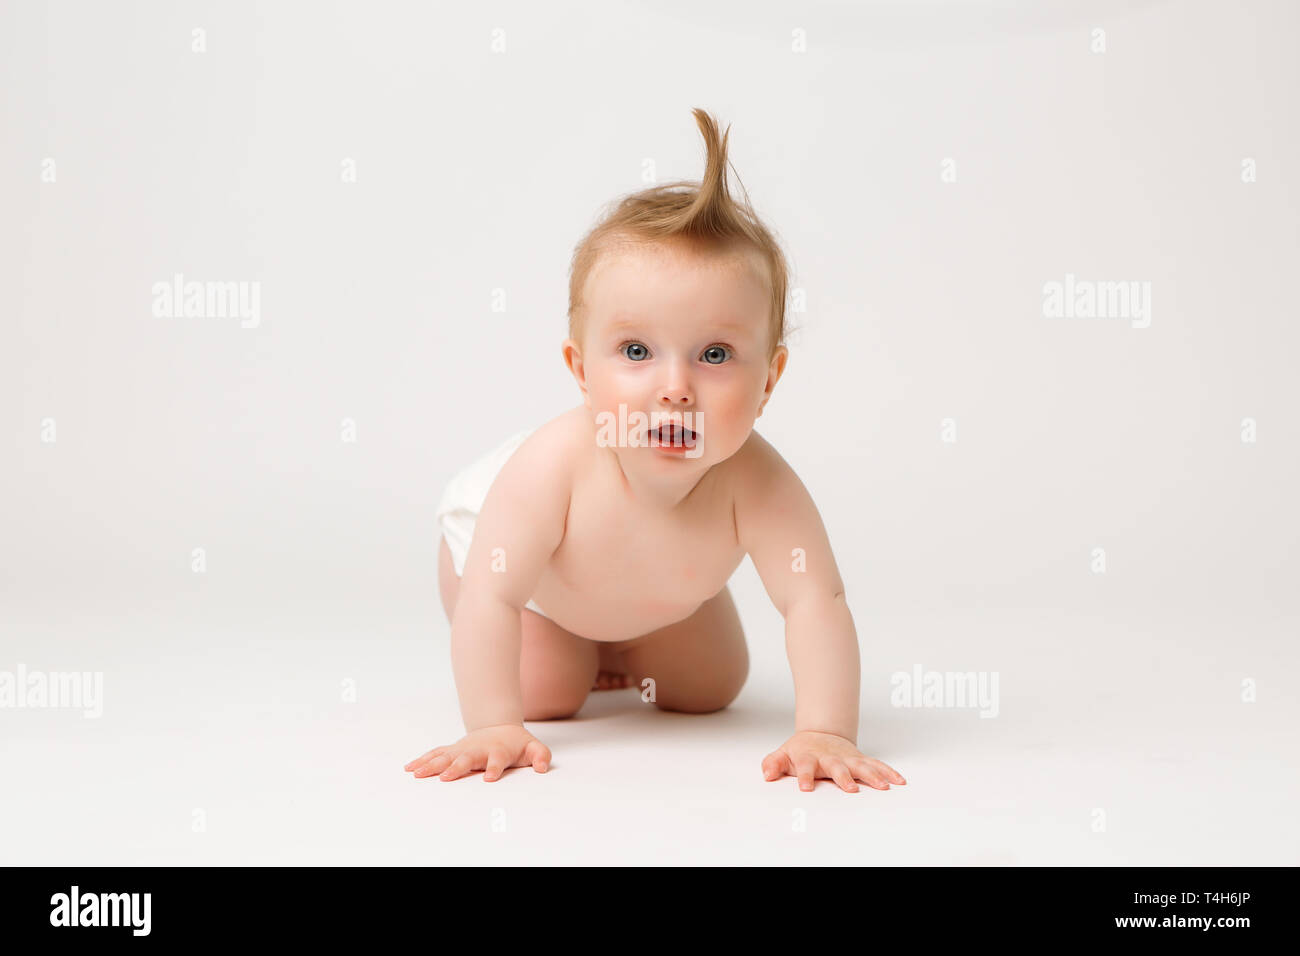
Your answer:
[528,410,747,643]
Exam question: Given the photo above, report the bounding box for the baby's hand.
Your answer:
[761,731,906,793]
[404,724,552,782]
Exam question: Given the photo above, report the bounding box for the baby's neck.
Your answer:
[601,444,711,513]
[624,466,708,512]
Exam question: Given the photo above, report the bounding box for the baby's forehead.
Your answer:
[584,256,770,346]
[590,239,767,291]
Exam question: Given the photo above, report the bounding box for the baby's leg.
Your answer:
[438,536,597,720]
[615,586,749,713]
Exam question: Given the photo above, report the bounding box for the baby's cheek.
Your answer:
[702,393,759,455]
[712,386,760,424]
[596,368,639,401]
[584,375,621,410]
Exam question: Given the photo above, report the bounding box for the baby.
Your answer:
[405,108,906,793]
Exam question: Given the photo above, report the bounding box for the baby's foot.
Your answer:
[592,644,632,691]
[593,670,631,690]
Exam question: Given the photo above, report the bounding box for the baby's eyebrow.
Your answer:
[605,314,754,336]
[605,314,644,332]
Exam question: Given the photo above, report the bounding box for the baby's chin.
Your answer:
[643,440,707,461]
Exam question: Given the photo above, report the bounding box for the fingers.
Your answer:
[793,754,818,792]
[761,750,792,782]
[857,759,909,790]
[480,742,549,782]
[862,758,907,786]
[524,739,551,773]
[438,750,480,781]
[849,759,891,790]
[410,751,457,778]
[763,749,903,793]
[404,746,446,771]
[484,749,508,783]
[408,735,553,782]
[825,759,859,793]
[409,749,478,780]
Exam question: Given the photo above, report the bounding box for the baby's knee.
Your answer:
[651,670,748,715]
[522,696,587,721]
[521,673,590,721]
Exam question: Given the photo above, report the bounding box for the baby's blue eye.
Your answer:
[622,342,649,361]
[701,345,730,365]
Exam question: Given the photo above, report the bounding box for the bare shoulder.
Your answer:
[724,428,818,550]
[497,405,588,489]
[516,405,588,459]
[480,406,587,545]
[729,429,840,604]
[729,427,801,506]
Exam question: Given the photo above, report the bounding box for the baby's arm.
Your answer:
[405,428,572,783]
[450,430,572,730]
[737,439,858,737]
[736,437,906,792]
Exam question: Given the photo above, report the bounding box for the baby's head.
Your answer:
[562,108,790,468]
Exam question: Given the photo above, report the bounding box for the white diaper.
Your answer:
[435,427,551,620]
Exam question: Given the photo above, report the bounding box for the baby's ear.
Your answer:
[763,345,789,398]
[561,338,589,403]
[770,344,789,376]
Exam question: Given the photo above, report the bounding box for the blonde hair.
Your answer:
[566,108,790,360]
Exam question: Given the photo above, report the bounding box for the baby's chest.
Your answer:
[551,493,743,613]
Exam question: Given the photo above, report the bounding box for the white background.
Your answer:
[2,0,1297,864]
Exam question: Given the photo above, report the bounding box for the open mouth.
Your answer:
[651,423,699,446]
